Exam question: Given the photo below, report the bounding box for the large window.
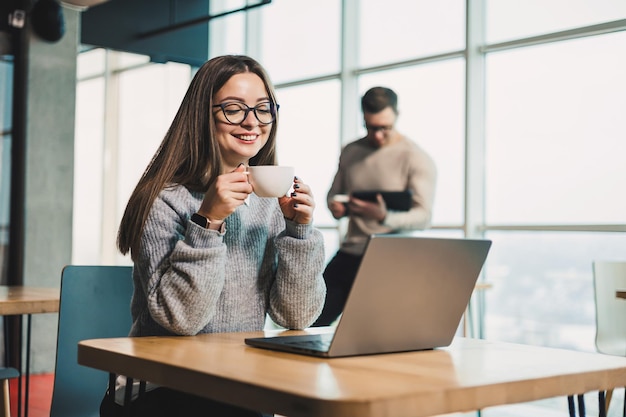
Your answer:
[486,0,626,43]
[74,51,190,264]
[485,32,626,225]
[257,0,341,84]
[209,0,246,56]
[484,231,626,353]
[116,62,191,218]
[73,76,105,263]
[359,0,465,67]
[273,80,341,227]
[482,27,626,362]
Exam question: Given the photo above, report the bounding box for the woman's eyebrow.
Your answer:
[217,96,271,103]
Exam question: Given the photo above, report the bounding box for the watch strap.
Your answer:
[191,213,225,232]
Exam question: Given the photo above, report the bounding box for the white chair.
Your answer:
[593,261,626,417]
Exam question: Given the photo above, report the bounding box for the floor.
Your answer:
[8,373,53,417]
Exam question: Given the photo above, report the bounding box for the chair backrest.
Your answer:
[0,367,19,417]
[593,261,626,357]
[50,265,133,417]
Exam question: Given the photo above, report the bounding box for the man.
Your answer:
[313,86,437,326]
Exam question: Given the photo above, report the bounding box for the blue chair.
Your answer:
[50,265,133,417]
[0,366,19,417]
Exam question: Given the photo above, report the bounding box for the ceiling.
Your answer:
[81,0,210,66]
[80,0,271,66]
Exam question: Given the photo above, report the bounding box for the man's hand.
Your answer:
[347,194,387,222]
[329,201,347,219]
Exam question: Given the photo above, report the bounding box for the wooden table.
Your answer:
[78,328,626,417]
[0,286,60,315]
[0,286,60,417]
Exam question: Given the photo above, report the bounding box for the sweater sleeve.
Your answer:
[267,220,327,329]
[135,190,229,336]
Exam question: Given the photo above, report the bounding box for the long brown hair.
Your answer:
[117,55,279,259]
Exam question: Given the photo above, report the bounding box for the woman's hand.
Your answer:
[198,164,252,221]
[279,176,315,224]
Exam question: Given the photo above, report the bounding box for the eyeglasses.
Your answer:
[213,102,279,125]
[365,124,394,134]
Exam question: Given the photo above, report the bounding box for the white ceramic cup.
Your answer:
[247,165,295,198]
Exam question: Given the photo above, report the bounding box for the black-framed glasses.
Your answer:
[213,102,279,125]
[365,124,394,134]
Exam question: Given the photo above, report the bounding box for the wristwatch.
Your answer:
[190,213,225,232]
[191,213,210,228]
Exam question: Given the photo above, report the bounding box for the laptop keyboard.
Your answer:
[287,335,332,351]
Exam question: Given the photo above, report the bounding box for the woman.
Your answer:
[101,55,326,417]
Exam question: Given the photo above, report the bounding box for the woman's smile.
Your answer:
[234,133,259,142]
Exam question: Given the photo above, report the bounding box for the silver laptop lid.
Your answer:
[328,235,492,357]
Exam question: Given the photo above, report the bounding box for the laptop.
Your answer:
[245,234,492,358]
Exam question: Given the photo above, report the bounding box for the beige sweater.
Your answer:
[327,136,437,255]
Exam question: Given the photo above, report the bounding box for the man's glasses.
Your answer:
[365,124,393,134]
[213,102,279,125]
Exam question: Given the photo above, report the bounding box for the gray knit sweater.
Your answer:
[129,184,327,337]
